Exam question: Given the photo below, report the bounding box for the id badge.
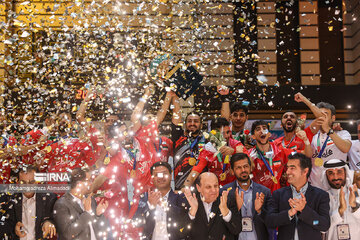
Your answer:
[242,217,253,232]
[337,224,351,240]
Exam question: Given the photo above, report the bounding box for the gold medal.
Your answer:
[220,173,226,181]
[314,157,323,167]
[224,155,230,164]
[44,146,52,153]
[130,169,136,178]
[188,157,196,166]
[104,157,110,165]
[271,176,278,184]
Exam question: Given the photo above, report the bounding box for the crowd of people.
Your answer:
[0,84,360,240]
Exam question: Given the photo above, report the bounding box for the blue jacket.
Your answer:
[222,180,272,240]
[266,183,330,240]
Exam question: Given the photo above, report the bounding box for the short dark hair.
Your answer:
[288,152,312,178]
[210,117,230,130]
[185,111,202,124]
[230,153,251,169]
[150,161,172,175]
[316,102,336,116]
[19,165,39,174]
[230,102,249,115]
[69,168,90,189]
[251,120,269,134]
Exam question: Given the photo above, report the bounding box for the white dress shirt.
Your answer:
[148,191,170,240]
[188,195,232,222]
[21,194,36,240]
[70,194,97,240]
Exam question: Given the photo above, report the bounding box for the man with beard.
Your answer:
[273,111,319,151]
[266,153,330,240]
[218,85,252,149]
[190,117,248,186]
[309,102,352,189]
[249,120,312,192]
[222,153,272,240]
[171,93,207,190]
[272,92,324,152]
[322,159,360,240]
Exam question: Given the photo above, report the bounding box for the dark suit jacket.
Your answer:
[134,190,190,240]
[7,192,57,240]
[222,180,272,240]
[188,193,242,240]
[265,183,330,240]
[53,192,111,240]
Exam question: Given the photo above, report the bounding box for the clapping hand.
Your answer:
[148,189,161,207]
[219,189,230,217]
[184,188,198,217]
[254,192,265,214]
[235,188,244,211]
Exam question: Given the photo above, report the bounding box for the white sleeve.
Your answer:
[338,130,352,141]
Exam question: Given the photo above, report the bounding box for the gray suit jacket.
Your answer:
[53,192,110,240]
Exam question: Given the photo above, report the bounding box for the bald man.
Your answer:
[184,172,242,239]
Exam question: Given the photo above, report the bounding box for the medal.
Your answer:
[104,156,110,165]
[188,157,196,166]
[271,176,278,184]
[130,169,136,178]
[220,173,226,181]
[224,155,230,164]
[44,146,52,153]
[314,157,323,167]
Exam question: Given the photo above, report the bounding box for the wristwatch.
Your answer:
[327,129,334,136]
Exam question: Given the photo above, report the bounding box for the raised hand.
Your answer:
[96,198,109,216]
[295,129,308,142]
[254,192,265,214]
[219,190,230,217]
[349,184,358,208]
[339,186,347,216]
[184,188,198,217]
[294,92,306,103]
[287,199,298,217]
[235,188,244,211]
[320,111,331,133]
[148,189,161,207]
[217,85,229,96]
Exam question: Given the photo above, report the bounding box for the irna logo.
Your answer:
[34,172,71,182]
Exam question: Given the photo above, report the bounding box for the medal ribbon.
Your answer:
[153,138,162,154]
[126,148,138,170]
[256,147,275,177]
[316,134,330,158]
[189,136,200,158]
[281,135,296,149]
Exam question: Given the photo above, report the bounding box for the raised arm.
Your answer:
[76,86,95,133]
[171,94,182,126]
[156,91,176,125]
[130,85,153,133]
[217,85,231,120]
[294,92,322,118]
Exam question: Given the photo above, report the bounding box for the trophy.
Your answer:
[150,54,203,100]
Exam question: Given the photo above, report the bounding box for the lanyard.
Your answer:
[189,136,200,157]
[316,133,330,158]
[256,147,275,177]
[1,136,8,148]
[126,148,138,170]
[281,135,296,149]
[153,138,162,154]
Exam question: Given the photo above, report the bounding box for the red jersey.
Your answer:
[20,129,47,165]
[102,150,132,238]
[193,138,249,186]
[273,126,314,151]
[249,142,294,193]
[46,137,97,172]
[0,134,17,184]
